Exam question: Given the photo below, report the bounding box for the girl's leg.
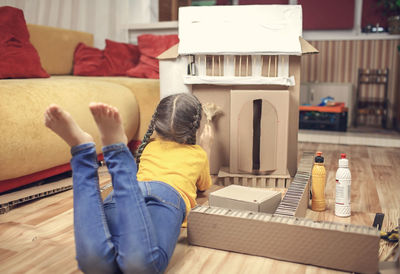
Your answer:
[71,144,119,273]
[140,180,186,270]
[44,105,119,273]
[102,145,185,273]
[103,182,185,274]
[91,103,185,273]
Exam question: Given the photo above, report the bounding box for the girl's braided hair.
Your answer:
[135,93,202,165]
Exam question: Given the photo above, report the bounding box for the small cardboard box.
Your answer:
[209,185,281,214]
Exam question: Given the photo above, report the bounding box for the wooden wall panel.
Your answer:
[301,39,400,127]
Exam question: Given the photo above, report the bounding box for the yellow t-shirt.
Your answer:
[136,139,212,226]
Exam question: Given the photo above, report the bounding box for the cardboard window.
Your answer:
[235,55,252,77]
[206,55,224,76]
[261,55,279,77]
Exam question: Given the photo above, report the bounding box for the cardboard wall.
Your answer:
[188,206,380,274]
[194,86,231,175]
[159,57,192,98]
[194,84,293,176]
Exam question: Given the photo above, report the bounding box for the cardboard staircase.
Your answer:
[274,151,314,217]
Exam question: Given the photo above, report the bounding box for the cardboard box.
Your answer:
[209,185,281,214]
[188,205,380,274]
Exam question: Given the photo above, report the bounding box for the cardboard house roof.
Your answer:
[157,37,318,60]
[178,5,305,56]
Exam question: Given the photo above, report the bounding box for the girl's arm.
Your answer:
[196,157,212,191]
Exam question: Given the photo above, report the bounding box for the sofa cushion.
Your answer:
[0,6,49,79]
[73,40,140,76]
[28,24,94,75]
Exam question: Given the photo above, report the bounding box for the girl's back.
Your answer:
[135,93,212,223]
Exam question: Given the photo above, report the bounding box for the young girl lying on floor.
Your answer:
[44,93,212,274]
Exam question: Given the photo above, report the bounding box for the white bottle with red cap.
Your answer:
[335,153,352,217]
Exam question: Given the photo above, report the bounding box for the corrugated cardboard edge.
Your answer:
[1,168,112,214]
[274,151,314,218]
[217,167,291,188]
[0,179,73,214]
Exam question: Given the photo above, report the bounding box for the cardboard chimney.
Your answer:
[158,5,318,183]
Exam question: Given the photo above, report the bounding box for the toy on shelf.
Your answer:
[299,102,348,132]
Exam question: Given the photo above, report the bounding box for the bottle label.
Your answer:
[335,178,351,205]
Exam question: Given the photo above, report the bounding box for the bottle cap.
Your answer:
[315,151,324,163]
[339,153,348,167]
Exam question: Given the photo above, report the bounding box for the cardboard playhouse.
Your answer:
[158,5,318,188]
[158,5,381,273]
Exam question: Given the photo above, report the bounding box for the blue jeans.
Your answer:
[71,143,186,274]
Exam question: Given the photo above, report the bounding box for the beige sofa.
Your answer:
[0,24,160,192]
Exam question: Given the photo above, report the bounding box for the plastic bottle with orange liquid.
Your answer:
[311,152,326,211]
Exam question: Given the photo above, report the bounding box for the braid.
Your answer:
[144,93,202,147]
[187,101,202,145]
[135,111,157,166]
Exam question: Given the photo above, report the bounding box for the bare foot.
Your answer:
[44,104,94,147]
[89,103,128,146]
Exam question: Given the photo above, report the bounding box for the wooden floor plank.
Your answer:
[0,143,399,273]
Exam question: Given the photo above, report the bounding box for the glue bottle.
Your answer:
[335,153,351,217]
[311,152,326,211]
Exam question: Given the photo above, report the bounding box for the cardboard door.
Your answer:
[231,90,287,176]
[236,99,278,173]
[237,100,253,173]
[259,99,278,172]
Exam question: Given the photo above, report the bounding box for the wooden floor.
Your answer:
[1,142,399,273]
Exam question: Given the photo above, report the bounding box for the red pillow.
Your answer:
[0,6,49,79]
[126,34,179,79]
[137,34,179,58]
[104,39,140,75]
[73,43,107,76]
[73,40,140,76]
[125,63,160,79]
